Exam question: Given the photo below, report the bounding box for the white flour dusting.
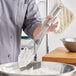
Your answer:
[20,68,60,75]
[17,48,60,75]
[18,48,34,68]
[0,64,60,75]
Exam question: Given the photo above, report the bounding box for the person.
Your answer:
[0,0,57,64]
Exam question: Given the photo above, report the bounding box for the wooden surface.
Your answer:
[42,47,76,65]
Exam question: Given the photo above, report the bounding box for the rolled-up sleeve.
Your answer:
[23,0,42,38]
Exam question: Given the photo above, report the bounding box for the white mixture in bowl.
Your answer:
[20,67,60,75]
[17,49,60,75]
[0,64,60,75]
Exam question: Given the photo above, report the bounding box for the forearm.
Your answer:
[33,25,42,39]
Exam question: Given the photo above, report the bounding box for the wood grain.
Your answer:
[42,47,76,65]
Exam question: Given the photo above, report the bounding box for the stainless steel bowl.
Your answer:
[61,38,76,52]
[0,61,76,76]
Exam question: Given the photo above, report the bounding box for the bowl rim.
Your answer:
[0,61,76,75]
[60,38,76,42]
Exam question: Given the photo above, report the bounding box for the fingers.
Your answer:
[44,15,57,25]
[43,15,58,32]
[49,22,58,32]
[44,16,52,25]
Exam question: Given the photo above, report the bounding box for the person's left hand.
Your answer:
[43,15,58,32]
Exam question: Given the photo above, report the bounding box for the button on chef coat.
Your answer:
[0,0,42,64]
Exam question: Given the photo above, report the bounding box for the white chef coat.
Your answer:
[0,0,42,64]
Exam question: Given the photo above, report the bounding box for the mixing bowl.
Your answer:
[0,61,76,76]
[61,38,76,52]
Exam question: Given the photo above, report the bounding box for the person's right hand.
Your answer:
[43,16,58,32]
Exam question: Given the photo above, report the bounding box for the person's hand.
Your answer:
[43,16,58,32]
[33,15,58,38]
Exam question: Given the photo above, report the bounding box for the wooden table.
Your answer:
[42,47,76,65]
